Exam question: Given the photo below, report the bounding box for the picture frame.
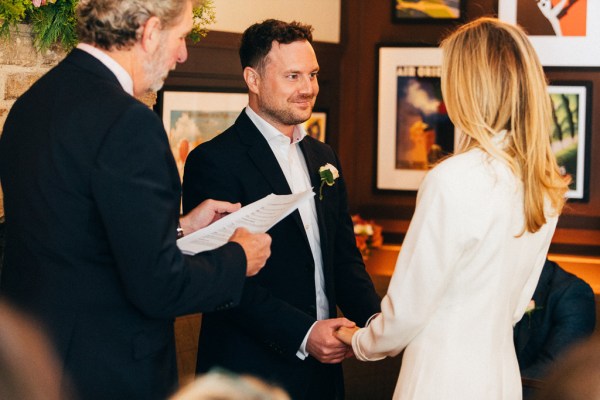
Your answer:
[547,80,592,201]
[392,0,463,22]
[498,1,600,66]
[376,46,456,191]
[157,90,247,180]
[303,111,327,143]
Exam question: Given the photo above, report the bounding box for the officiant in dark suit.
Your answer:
[182,19,381,400]
[0,1,271,399]
[514,259,596,399]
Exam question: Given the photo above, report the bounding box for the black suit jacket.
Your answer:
[0,49,247,400]
[182,111,381,399]
[514,260,596,381]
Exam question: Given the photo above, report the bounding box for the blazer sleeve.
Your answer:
[90,104,247,318]
[521,279,596,379]
[182,142,315,359]
[352,167,467,360]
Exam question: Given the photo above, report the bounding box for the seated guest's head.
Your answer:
[0,302,70,400]
[533,336,600,400]
[170,369,290,400]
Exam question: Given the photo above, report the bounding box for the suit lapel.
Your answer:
[236,113,291,195]
[236,113,312,252]
[299,138,329,258]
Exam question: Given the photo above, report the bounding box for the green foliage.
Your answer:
[0,0,30,36]
[29,0,78,51]
[190,1,216,43]
[0,0,215,52]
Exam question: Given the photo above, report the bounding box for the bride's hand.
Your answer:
[335,326,360,346]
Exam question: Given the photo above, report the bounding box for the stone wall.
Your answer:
[0,26,64,218]
[0,26,156,217]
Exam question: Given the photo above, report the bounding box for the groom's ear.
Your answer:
[243,67,260,94]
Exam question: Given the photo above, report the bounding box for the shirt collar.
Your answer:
[76,43,134,96]
[244,106,307,145]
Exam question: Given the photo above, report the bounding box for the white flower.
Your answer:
[318,163,339,200]
[319,163,339,181]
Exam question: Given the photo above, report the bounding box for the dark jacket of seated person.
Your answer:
[514,259,596,381]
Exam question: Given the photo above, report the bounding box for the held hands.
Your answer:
[307,318,356,364]
[179,199,241,235]
[335,325,360,346]
[228,227,271,277]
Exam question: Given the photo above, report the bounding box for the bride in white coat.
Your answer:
[336,18,569,400]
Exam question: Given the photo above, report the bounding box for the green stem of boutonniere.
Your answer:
[319,180,326,200]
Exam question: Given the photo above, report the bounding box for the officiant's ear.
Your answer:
[139,16,162,54]
[243,67,260,94]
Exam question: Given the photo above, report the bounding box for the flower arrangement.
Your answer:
[352,215,383,260]
[0,0,215,51]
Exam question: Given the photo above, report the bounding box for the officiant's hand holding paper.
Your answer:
[179,199,241,235]
[229,227,271,276]
[177,190,313,256]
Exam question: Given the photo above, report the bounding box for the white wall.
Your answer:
[208,0,341,43]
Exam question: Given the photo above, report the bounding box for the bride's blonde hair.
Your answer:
[440,17,568,233]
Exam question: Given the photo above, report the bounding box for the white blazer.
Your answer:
[353,147,558,400]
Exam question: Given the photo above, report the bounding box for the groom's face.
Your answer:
[255,40,320,128]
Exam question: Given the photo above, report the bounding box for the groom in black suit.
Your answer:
[182,19,381,399]
[0,1,271,399]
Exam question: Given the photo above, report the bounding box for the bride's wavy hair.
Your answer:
[440,17,568,234]
[76,0,197,51]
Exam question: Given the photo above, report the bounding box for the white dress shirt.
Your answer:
[77,43,134,96]
[245,106,329,359]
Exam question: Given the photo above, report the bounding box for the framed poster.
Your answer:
[547,81,592,200]
[498,0,600,66]
[159,90,247,180]
[376,46,456,191]
[303,111,327,143]
[392,0,463,21]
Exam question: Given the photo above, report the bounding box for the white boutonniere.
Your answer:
[318,163,339,200]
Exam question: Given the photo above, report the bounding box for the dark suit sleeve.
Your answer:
[328,153,381,325]
[90,104,246,318]
[521,280,596,379]
[183,142,315,358]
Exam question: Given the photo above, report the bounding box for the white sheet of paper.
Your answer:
[177,190,314,255]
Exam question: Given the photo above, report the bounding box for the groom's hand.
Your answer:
[306,318,356,364]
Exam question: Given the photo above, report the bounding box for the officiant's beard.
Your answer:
[144,39,171,93]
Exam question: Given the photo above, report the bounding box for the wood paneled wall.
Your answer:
[161,1,600,256]
[337,0,599,256]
